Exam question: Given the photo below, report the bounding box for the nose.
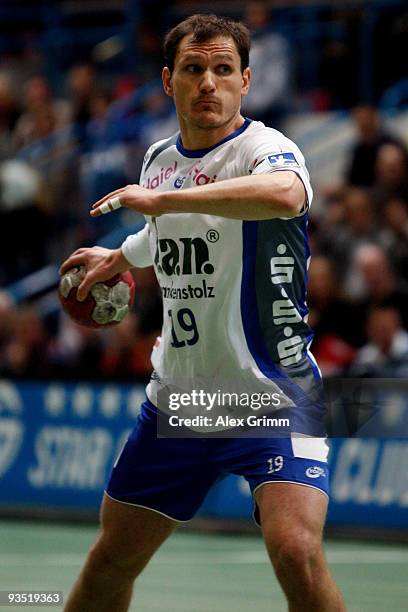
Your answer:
[199,69,216,94]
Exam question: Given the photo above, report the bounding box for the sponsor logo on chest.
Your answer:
[173,160,218,189]
[144,161,178,190]
[156,236,215,276]
[144,159,218,191]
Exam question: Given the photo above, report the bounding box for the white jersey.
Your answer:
[122,119,323,431]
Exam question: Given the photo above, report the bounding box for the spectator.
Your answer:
[379,198,408,284]
[307,255,362,376]
[320,187,379,287]
[16,108,81,262]
[351,243,408,329]
[135,88,178,151]
[0,159,51,283]
[66,326,105,380]
[100,312,154,381]
[66,63,96,146]
[321,41,354,110]
[13,76,71,148]
[0,291,13,356]
[350,306,408,377]
[242,0,291,128]
[80,87,132,237]
[372,142,408,207]
[136,27,163,85]
[346,104,399,187]
[49,315,105,380]
[0,306,51,378]
[0,74,20,160]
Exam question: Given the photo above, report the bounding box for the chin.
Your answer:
[192,111,226,129]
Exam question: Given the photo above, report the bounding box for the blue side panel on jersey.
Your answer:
[299,215,310,320]
[300,214,321,381]
[241,220,285,381]
[240,221,322,421]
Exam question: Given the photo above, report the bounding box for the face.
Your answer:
[307,256,336,304]
[345,189,373,232]
[355,246,390,293]
[376,144,407,186]
[367,309,399,352]
[353,106,379,139]
[162,34,250,131]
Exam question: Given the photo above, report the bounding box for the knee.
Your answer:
[84,536,147,584]
[268,534,324,588]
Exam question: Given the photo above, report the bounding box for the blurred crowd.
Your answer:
[308,105,408,378]
[0,1,408,381]
[0,62,175,382]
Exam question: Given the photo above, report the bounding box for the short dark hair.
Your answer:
[163,14,251,73]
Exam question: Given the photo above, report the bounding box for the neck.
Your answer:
[178,112,245,150]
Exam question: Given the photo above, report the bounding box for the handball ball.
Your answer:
[59,266,135,328]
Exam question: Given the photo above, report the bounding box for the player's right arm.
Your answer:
[60,224,152,301]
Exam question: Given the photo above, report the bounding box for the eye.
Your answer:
[217,64,233,75]
[185,64,202,74]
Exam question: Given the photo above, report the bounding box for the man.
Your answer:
[242,0,290,128]
[62,14,345,612]
[346,104,400,188]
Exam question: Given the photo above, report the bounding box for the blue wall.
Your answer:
[0,381,407,530]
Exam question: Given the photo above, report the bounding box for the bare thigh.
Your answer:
[255,480,346,611]
[93,493,179,576]
[255,482,328,557]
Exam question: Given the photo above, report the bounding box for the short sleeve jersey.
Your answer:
[122,119,322,422]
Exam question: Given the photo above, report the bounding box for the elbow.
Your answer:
[283,197,305,218]
[274,172,306,217]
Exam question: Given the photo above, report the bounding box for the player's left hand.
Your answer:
[90,184,161,217]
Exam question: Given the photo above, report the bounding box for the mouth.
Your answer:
[194,99,219,107]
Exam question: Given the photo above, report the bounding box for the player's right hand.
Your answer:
[59,246,130,301]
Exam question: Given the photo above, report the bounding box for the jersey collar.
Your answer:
[176,118,252,158]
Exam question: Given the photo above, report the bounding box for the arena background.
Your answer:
[0,1,407,610]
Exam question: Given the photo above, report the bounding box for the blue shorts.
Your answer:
[106,400,329,525]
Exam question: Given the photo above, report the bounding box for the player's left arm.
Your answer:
[90,170,306,221]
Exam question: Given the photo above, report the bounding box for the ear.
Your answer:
[241,67,251,97]
[162,67,173,97]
